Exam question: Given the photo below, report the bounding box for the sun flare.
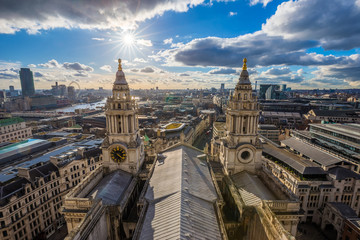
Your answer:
[122,33,135,46]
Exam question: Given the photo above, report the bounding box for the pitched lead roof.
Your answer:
[139,145,222,240]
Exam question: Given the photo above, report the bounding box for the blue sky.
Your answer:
[0,0,359,90]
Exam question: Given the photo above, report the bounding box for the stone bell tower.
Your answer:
[219,58,262,175]
[102,59,144,174]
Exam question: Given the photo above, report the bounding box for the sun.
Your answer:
[122,33,136,46]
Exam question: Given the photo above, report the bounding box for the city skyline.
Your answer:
[0,0,359,90]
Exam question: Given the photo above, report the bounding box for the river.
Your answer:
[55,99,106,113]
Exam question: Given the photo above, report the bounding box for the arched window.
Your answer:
[238,93,241,100]
[244,94,247,100]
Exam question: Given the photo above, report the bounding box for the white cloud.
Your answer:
[92,38,105,41]
[209,68,237,74]
[229,12,237,16]
[100,65,112,72]
[140,67,155,73]
[134,58,147,63]
[136,39,153,47]
[38,59,61,68]
[63,62,93,72]
[249,0,273,7]
[163,38,173,44]
[28,64,36,68]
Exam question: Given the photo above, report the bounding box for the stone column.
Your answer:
[247,116,250,134]
[236,116,240,134]
[124,115,129,133]
[240,117,243,134]
[249,116,253,134]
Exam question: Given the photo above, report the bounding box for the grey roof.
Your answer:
[86,170,132,205]
[281,138,342,166]
[0,139,52,166]
[258,124,278,130]
[139,144,221,240]
[310,110,359,118]
[238,69,251,85]
[327,167,360,180]
[328,202,358,218]
[28,162,58,181]
[232,171,280,206]
[114,69,128,85]
[0,139,103,183]
[310,123,360,141]
[263,144,325,175]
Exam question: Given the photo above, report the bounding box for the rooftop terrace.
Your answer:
[0,117,24,127]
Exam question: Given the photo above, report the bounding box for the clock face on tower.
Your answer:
[111,146,127,163]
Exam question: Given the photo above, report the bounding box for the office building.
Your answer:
[0,117,32,143]
[0,140,102,240]
[19,68,35,97]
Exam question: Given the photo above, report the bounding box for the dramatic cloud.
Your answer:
[100,65,112,72]
[311,54,360,86]
[162,31,321,67]
[0,68,18,79]
[209,68,237,74]
[0,0,233,34]
[34,72,44,77]
[255,68,305,84]
[73,71,89,77]
[63,62,93,72]
[263,0,360,50]
[140,67,155,73]
[263,67,291,76]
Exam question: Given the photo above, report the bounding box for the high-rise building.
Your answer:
[220,83,225,92]
[19,68,35,97]
[67,86,76,100]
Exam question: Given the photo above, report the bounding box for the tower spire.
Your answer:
[118,58,122,71]
[242,58,247,71]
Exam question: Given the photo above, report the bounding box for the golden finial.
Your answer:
[118,58,122,71]
[242,58,247,70]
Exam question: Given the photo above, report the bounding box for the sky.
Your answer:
[0,0,360,90]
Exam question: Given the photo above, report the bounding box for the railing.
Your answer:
[265,200,300,212]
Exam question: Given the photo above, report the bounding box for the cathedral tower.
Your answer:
[219,58,261,174]
[102,59,144,174]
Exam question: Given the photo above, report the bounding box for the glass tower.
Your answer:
[19,68,35,96]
